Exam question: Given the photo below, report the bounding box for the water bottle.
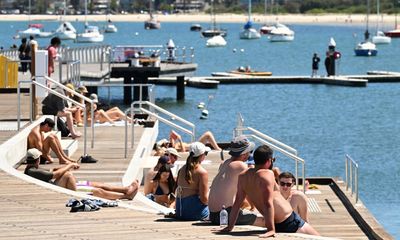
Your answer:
[219,205,228,228]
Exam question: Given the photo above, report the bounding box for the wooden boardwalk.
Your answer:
[0,93,393,239]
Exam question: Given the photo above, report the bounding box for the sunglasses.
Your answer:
[279,182,293,187]
[204,151,208,156]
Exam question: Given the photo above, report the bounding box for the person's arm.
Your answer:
[258,172,275,238]
[198,169,209,204]
[221,175,246,232]
[52,163,79,180]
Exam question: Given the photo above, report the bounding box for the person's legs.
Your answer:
[45,134,75,164]
[297,222,320,236]
[198,131,221,151]
[57,111,81,138]
[92,180,139,200]
[95,110,115,124]
[41,137,54,164]
[73,107,83,124]
[90,180,139,200]
[55,171,77,191]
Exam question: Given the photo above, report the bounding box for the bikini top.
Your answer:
[154,182,170,196]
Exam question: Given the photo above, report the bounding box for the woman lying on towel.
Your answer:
[85,102,132,124]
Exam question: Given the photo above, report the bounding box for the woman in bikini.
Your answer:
[149,164,176,207]
[175,142,210,220]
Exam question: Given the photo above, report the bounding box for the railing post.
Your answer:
[345,156,349,191]
[349,162,353,196]
[355,166,358,203]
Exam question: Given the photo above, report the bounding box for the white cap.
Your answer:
[27,148,42,159]
[190,142,211,157]
[166,147,180,158]
[90,93,98,103]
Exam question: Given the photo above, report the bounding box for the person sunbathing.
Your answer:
[27,118,76,164]
[160,130,222,153]
[86,102,132,124]
[24,148,139,200]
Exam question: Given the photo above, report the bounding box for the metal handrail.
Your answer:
[124,100,195,158]
[251,134,306,192]
[345,154,359,203]
[44,76,95,148]
[234,114,305,192]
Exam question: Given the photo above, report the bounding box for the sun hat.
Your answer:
[166,147,180,158]
[90,93,98,103]
[229,135,255,157]
[26,148,42,160]
[190,142,211,157]
[65,83,75,91]
[77,86,88,94]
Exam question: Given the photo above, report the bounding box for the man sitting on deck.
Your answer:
[27,118,76,164]
[220,145,319,237]
[208,135,260,226]
[24,148,139,200]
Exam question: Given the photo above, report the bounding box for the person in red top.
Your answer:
[47,37,61,78]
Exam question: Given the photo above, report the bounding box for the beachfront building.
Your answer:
[173,0,205,12]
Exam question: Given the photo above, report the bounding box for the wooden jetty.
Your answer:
[0,92,394,239]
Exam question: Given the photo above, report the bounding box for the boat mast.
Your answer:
[365,0,370,40]
[264,0,268,24]
[376,0,379,33]
[248,0,251,21]
[28,0,31,23]
[84,0,88,25]
[211,0,216,31]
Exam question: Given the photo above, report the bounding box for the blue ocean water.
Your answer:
[1,20,399,238]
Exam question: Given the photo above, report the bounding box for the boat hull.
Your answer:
[229,71,272,76]
[145,21,160,30]
[372,35,391,44]
[190,24,202,31]
[354,49,377,56]
[105,24,118,33]
[384,29,400,37]
[239,28,261,39]
[201,30,227,38]
[268,34,294,42]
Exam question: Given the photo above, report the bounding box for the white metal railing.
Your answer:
[234,113,306,192]
[345,154,359,203]
[124,99,195,158]
[60,45,111,64]
[58,59,81,85]
[0,49,19,60]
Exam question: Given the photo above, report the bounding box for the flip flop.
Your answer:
[66,198,80,207]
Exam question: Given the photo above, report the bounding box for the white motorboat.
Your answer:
[105,20,118,33]
[206,35,227,47]
[17,24,53,38]
[372,31,391,44]
[54,22,76,40]
[268,23,294,42]
[239,0,260,40]
[76,25,104,43]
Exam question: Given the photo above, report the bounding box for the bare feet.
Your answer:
[70,131,82,139]
[126,180,139,200]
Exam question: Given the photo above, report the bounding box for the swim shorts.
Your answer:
[275,211,305,233]
[209,207,257,225]
[175,195,209,221]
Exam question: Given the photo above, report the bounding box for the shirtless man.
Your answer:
[27,118,76,164]
[208,135,260,225]
[25,148,139,200]
[221,145,319,238]
[279,172,309,222]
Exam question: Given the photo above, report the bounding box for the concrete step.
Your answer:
[50,138,78,158]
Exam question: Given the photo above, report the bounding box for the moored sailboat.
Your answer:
[201,0,227,37]
[372,0,391,44]
[354,0,377,56]
[239,0,261,39]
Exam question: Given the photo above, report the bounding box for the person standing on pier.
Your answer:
[311,53,320,77]
[47,37,61,81]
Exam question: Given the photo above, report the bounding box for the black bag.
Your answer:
[57,117,70,137]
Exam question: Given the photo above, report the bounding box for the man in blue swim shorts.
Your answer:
[219,145,320,237]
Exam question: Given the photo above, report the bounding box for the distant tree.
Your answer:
[110,0,118,12]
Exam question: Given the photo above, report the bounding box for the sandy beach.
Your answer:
[0,13,398,27]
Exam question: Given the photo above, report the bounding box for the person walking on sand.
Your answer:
[220,145,319,237]
[311,53,320,77]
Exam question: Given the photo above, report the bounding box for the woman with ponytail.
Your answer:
[175,142,210,220]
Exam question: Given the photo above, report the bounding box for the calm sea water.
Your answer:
[1,20,399,238]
